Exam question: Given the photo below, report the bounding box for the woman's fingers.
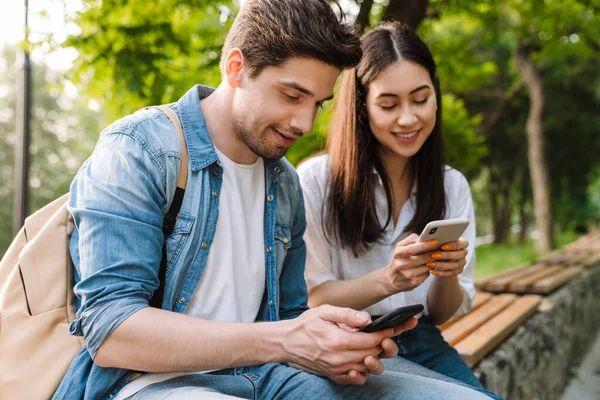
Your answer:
[437,237,469,251]
[429,249,467,261]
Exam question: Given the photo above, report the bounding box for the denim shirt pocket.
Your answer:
[165,213,195,276]
[274,224,292,278]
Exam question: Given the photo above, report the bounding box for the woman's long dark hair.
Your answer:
[325,22,446,257]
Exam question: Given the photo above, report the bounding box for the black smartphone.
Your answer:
[359,304,424,333]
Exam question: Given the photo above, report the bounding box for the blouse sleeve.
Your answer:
[297,158,339,288]
[448,171,477,316]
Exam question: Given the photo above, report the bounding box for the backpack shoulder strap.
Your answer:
[150,105,188,308]
[154,105,188,190]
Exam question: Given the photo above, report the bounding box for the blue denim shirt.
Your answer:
[54,85,309,400]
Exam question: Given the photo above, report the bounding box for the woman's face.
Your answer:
[365,59,437,163]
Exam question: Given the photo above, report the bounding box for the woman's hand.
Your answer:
[382,234,469,294]
[382,234,438,294]
[425,237,469,278]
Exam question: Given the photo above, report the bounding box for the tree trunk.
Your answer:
[488,172,500,243]
[355,0,374,33]
[489,169,511,245]
[514,45,553,253]
[517,169,530,245]
[499,186,512,244]
[383,0,429,30]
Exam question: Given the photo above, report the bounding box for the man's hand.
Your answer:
[284,305,417,385]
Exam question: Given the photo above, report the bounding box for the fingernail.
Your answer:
[431,253,442,259]
[357,312,369,322]
[426,262,436,268]
[441,244,452,251]
[431,271,440,276]
[428,240,439,246]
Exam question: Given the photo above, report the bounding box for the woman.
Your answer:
[298,22,500,399]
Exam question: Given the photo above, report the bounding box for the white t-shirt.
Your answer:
[115,148,266,399]
[297,154,476,317]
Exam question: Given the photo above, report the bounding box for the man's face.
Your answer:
[231,57,339,160]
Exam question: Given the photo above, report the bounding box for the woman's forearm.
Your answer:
[308,269,392,311]
[427,276,464,325]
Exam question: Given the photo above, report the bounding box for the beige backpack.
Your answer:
[0,105,188,399]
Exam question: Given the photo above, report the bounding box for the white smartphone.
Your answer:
[417,218,470,251]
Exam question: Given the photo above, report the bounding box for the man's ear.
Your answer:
[224,48,245,88]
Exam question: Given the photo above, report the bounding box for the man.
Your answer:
[55,0,492,398]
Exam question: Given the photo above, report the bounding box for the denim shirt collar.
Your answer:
[175,84,286,181]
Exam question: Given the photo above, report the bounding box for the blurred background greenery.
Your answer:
[1,0,599,275]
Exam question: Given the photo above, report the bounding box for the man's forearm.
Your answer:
[94,307,289,372]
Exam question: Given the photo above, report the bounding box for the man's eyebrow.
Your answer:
[278,80,333,103]
[376,85,432,98]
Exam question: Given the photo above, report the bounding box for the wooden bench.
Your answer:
[475,262,587,295]
[438,293,541,367]
[437,231,600,370]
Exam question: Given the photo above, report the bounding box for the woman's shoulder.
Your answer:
[443,165,470,191]
[443,165,472,207]
[296,152,330,184]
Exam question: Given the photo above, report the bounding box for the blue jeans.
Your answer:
[128,359,496,400]
[391,316,502,400]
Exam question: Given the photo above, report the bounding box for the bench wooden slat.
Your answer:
[438,292,494,331]
[475,264,531,290]
[584,253,600,266]
[530,266,585,294]
[441,294,516,346]
[507,265,564,293]
[539,251,598,267]
[485,264,546,292]
[563,233,600,252]
[454,294,542,367]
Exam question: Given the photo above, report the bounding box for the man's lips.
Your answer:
[271,127,302,146]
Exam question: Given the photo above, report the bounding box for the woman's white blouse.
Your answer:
[297,154,476,317]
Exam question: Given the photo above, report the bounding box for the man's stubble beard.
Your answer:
[231,112,288,160]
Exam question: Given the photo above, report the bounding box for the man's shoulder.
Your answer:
[100,106,181,156]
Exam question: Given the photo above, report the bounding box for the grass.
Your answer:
[475,231,583,278]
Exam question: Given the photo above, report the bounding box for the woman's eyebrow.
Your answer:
[376,84,431,99]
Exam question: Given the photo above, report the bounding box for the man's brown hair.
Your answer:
[221,0,362,77]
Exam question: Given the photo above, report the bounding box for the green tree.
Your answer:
[66,0,236,121]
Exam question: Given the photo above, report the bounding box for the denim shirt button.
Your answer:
[201,242,208,249]
[267,194,274,201]
[211,190,218,197]
[274,167,281,173]
[178,297,186,304]
[266,246,272,253]
[282,237,289,244]
[268,300,273,306]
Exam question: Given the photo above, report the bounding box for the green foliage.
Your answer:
[440,94,486,178]
[66,0,236,120]
[421,15,501,95]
